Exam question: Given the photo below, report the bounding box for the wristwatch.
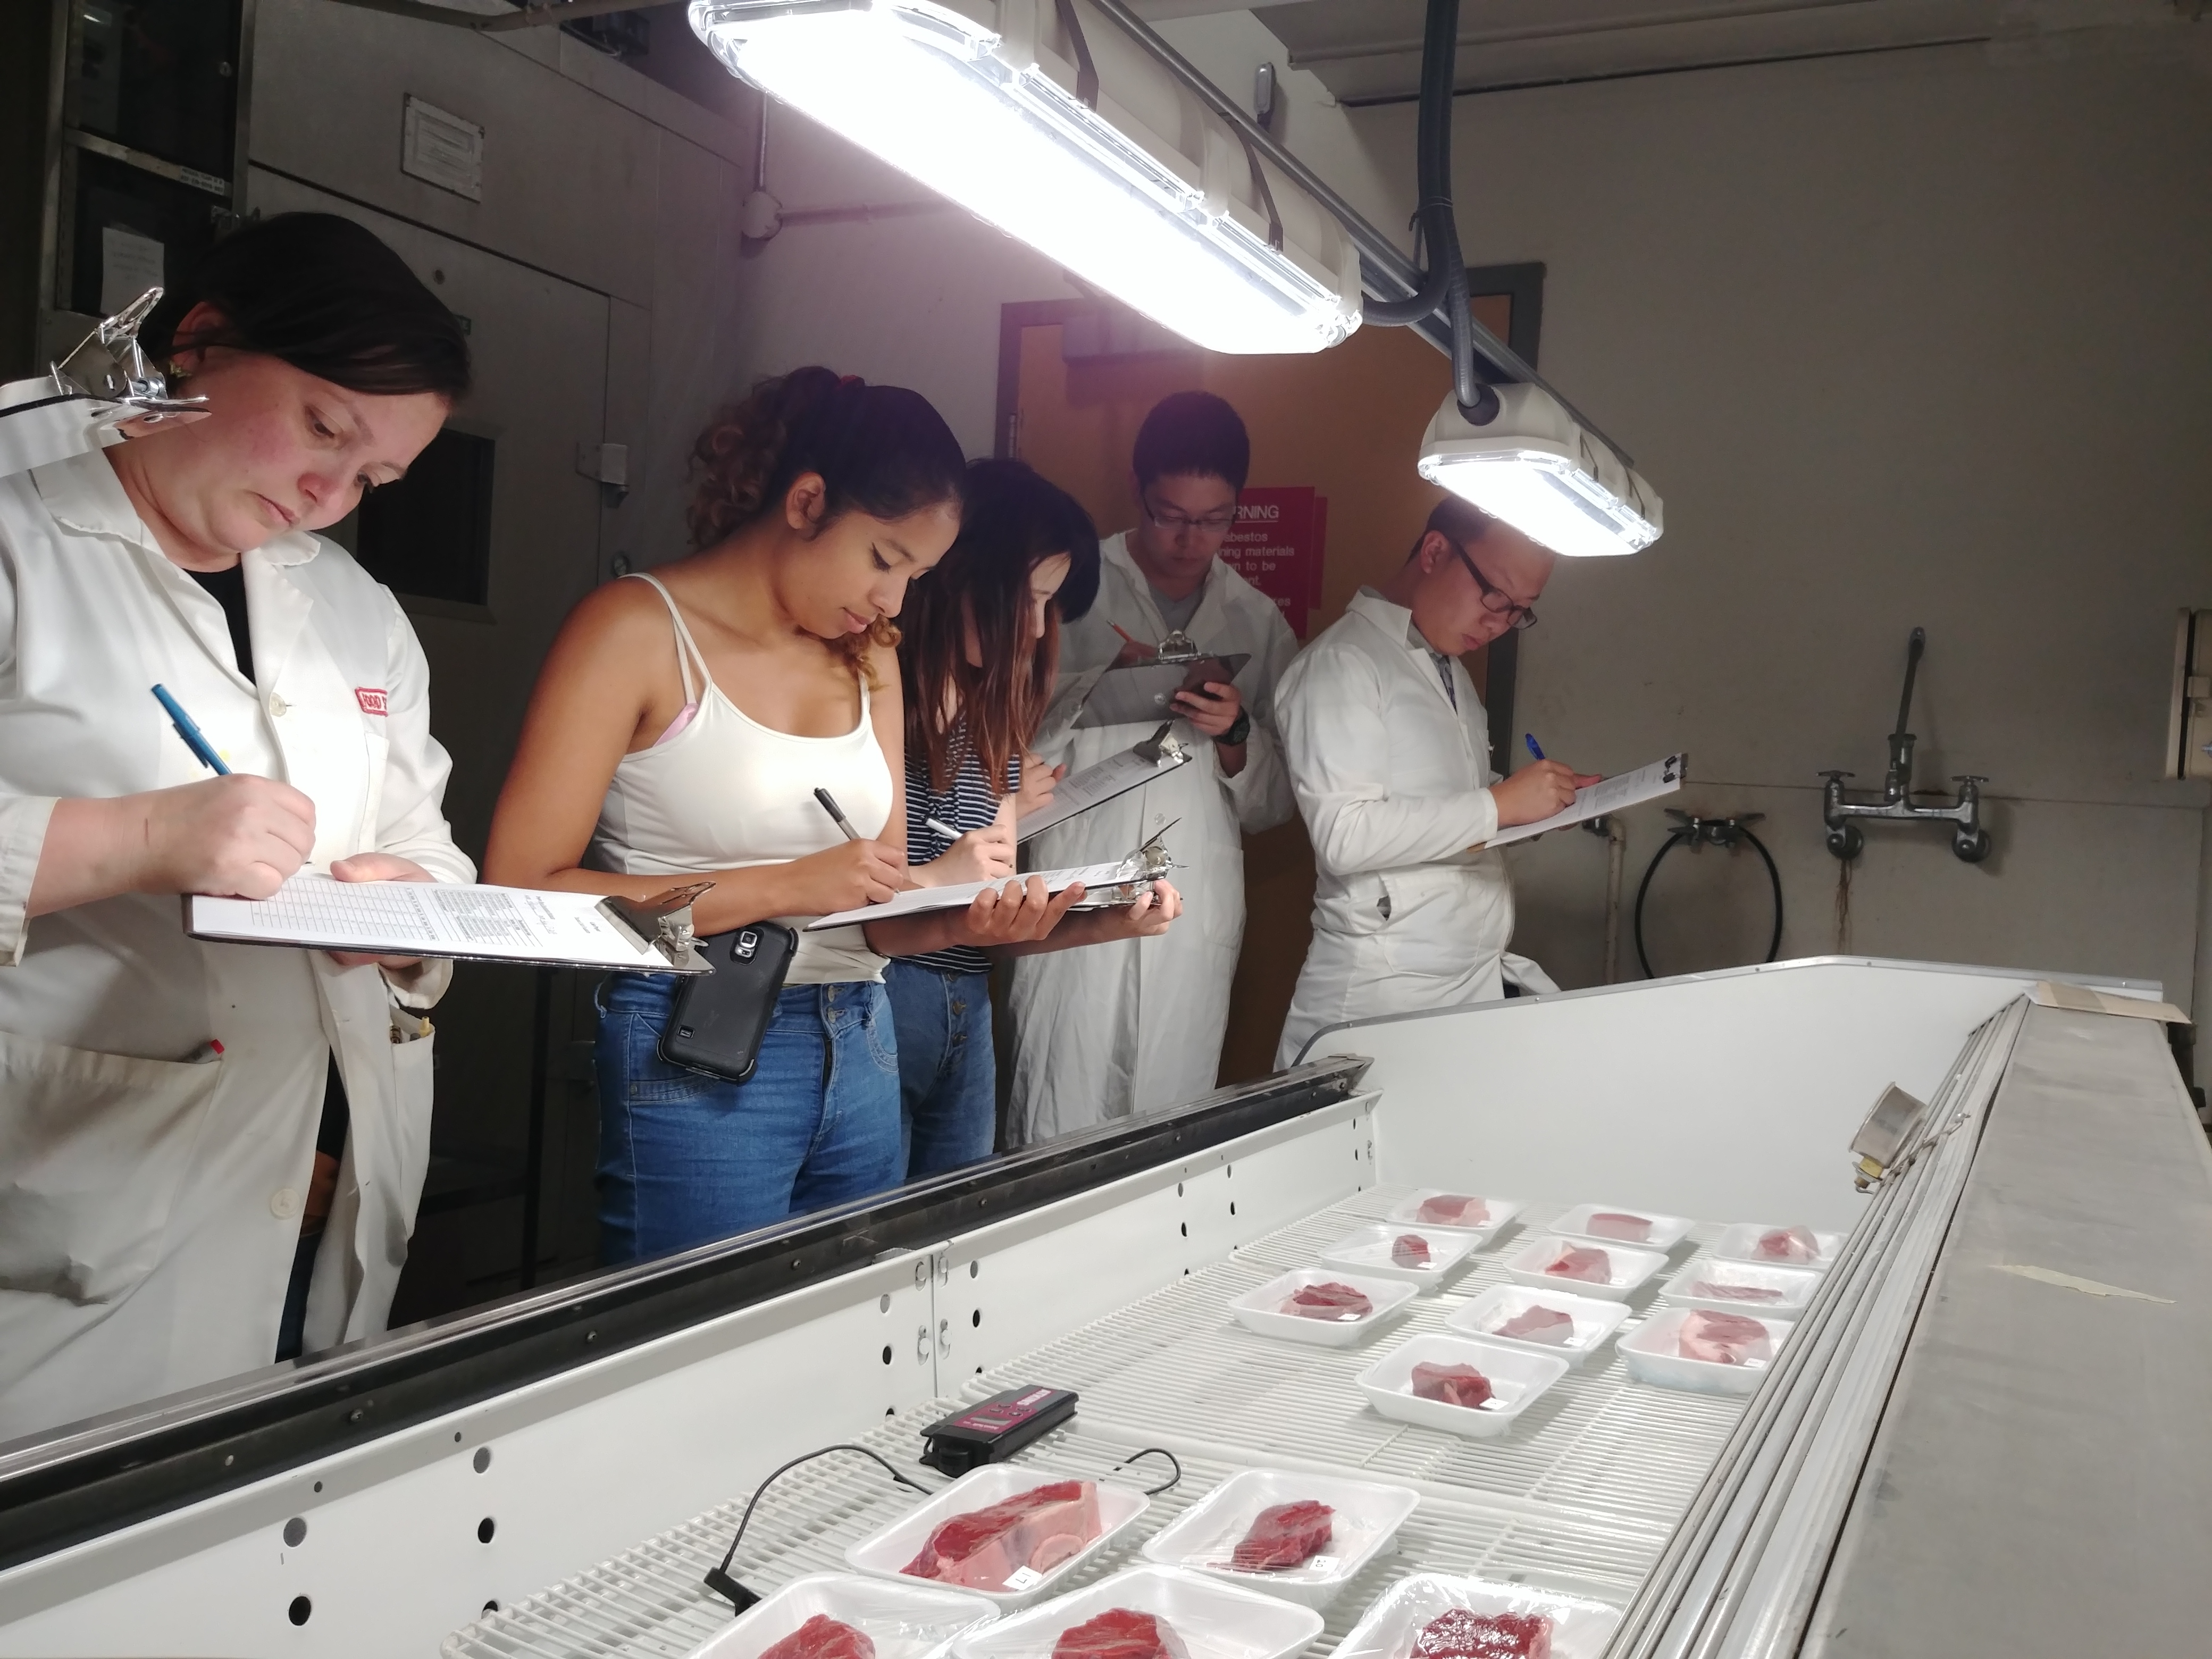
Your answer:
[1217,708,1252,747]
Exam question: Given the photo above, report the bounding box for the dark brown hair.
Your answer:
[143,212,470,399]
[1412,494,1495,557]
[899,459,1100,791]
[689,367,967,675]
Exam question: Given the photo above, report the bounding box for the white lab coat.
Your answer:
[1273,589,1553,1069]
[1006,534,1298,1143]
[0,450,472,1442]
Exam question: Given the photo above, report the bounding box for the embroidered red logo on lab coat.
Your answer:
[355,688,389,716]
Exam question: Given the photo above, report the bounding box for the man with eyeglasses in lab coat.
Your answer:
[1272,496,1598,1068]
[1008,391,1297,1143]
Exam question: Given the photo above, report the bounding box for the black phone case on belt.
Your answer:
[656,922,799,1084]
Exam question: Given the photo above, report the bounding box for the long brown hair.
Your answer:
[899,460,1101,791]
[686,366,966,677]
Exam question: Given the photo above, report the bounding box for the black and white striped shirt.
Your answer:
[902,723,1018,976]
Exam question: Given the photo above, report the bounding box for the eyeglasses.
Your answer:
[1140,493,1238,540]
[1447,542,1538,630]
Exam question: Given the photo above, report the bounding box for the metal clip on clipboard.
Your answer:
[1134,722,1187,766]
[596,883,716,972]
[1078,825,1179,908]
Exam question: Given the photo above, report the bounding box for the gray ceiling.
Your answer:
[1130,0,2192,104]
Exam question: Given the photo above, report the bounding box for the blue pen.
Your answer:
[1524,733,1546,762]
[152,684,231,775]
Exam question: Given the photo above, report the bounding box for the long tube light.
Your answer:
[688,0,1362,355]
[1419,384,1663,558]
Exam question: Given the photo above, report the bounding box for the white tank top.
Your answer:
[590,573,893,984]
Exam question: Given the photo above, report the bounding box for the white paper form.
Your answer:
[1016,741,1192,842]
[1482,752,1688,848]
[807,860,1145,931]
[187,875,684,971]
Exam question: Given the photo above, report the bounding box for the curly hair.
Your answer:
[688,367,967,677]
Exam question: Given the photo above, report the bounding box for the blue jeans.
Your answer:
[884,960,998,1183]
[594,974,901,1264]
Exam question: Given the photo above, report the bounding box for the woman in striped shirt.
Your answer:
[890,460,1182,1180]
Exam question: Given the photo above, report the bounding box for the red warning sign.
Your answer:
[1221,486,1327,639]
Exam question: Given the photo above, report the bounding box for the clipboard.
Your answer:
[1016,724,1192,842]
[1480,752,1687,848]
[1073,652,1249,730]
[186,875,715,973]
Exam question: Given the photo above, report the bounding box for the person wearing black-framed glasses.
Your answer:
[1006,390,1299,1146]
[1271,496,1599,1069]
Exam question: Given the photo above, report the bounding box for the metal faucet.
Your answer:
[1821,627,1992,863]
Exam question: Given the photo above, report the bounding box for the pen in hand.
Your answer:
[152,684,232,775]
[813,787,861,841]
[1524,733,1546,762]
[924,816,961,844]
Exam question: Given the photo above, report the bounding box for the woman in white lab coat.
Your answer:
[1272,498,1594,1068]
[0,213,474,1442]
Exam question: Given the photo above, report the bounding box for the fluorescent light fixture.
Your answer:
[689,0,1361,355]
[1418,383,1663,558]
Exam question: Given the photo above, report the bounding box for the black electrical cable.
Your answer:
[1109,1446,1183,1495]
[1632,822,1783,982]
[704,1445,933,1613]
[1363,0,1459,328]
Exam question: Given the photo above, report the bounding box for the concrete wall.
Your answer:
[713,21,2212,1035]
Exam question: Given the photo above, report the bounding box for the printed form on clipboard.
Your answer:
[1482,752,1688,848]
[1016,723,1192,842]
[186,874,714,971]
[808,836,1177,931]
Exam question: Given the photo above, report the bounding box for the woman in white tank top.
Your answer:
[484,370,1083,1261]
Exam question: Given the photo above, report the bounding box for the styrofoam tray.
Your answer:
[1318,1223,1479,1291]
[1713,1222,1846,1270]
[1503,1235,1668,1302]
[845,1464,1151,1610]
[1139,1468,1420,1610]
[683,1573,996,1659]
[1227,1268,1417,1348]
[950,1565,1321,1659]
[1381,1190,1525,1247]
[1445,1284,1632,1367]
[1619,1305,1796,1396]
[1548,1203,1695,1252]
[1660,1255,1821,1316]
[1356,1333,1570,1439]
[1332,1572,1623,1659]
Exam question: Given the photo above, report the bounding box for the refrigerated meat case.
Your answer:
[0,956,2205,1657]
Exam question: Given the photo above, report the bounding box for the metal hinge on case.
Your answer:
[597,882,716,971]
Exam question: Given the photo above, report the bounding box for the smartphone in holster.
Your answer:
[657,922,799,1083]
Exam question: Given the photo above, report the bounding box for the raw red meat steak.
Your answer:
[902,1479,1102,1590]
[1690,1280,1783,1303]
[1756,1226,1819,1263]
[1586,1211,1652,1242]
[1494,1305,1574,1344]
[1678,1310,1772,1365]
[1392,1234,1434,1269]
[1231,1499,1335,1571]
[1052,1609,1189,1659]
[1409,1361,1494,1410]
[1284,1281,1373,1322]
[759,1614,875,1659]
[1411,1607,1555,1659]
[1416,1194,1490,1227]
[1545,1245,1611,1284]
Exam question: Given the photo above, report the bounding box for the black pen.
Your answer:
[813,787,861,841]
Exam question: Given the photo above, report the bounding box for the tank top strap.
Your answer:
[622,571,708,706]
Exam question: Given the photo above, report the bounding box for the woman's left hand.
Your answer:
[327,852,435,969]
[1091,879,1181,939]
[953,874,1082,948]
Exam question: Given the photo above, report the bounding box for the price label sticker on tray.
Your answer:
[1002,1566,1045,1591]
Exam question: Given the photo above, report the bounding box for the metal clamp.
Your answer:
[596,882,715,971]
